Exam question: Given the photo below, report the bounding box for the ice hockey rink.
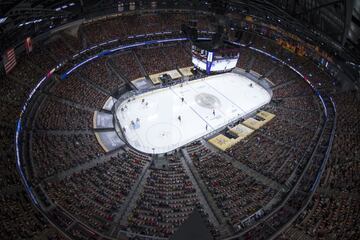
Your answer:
[116,72,271,154]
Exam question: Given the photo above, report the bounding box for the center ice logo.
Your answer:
[195,93,221,109]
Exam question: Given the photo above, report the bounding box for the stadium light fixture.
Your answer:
[0,17,7,24]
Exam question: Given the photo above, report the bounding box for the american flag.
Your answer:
[3,48,16,74]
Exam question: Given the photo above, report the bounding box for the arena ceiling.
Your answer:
[0,0,359,62]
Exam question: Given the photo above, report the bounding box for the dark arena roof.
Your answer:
[0,1,360,240]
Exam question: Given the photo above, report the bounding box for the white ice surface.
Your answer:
[116,72,271,154]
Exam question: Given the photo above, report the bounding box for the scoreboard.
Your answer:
[192,45,239,74]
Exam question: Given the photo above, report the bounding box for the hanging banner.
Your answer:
[25,37,33,54]
[206,51,214,74]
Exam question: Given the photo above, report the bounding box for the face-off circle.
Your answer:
[146,122,182,148]
[195,92,221,109]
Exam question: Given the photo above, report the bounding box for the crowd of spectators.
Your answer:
[31,133,104,179]
[30,46,58,73]
[81,13,210,46]
[78,57,126,93]
[131,43,188,77]
[7,58,44,86]
[128,153,202,237]
[326,152,360,191]
[111,51,144,81]
[46,36,75,63]
[46,151,149,233]
[227,132,298,184]
[276,95,318,111]
[83,20,122,44]
[252,34,285,58]
[279,91,360,239]
[0,35,66,240]
[135,46,174,75]
[265,104,320,131]
[121,14,163,36]
[234,39,358,239]
[0,99,23,127]
[186,141,276,232]
[35,98,93,130]
[286,194,360,239]
[61,33,83,52]
[161,43,192,69]
[272,80,313,98]
[0,126,19,189]
[300,61,336,91]
[251,51,278,76]
[0,192,51,240]
[260,116,315,149]
[267,64,298,86]
[0,40,65,239]
[0,76,30,119]
[51,75,109,109]
[236,47,252,69]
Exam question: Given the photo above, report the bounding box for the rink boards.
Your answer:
[115,72,271,154]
